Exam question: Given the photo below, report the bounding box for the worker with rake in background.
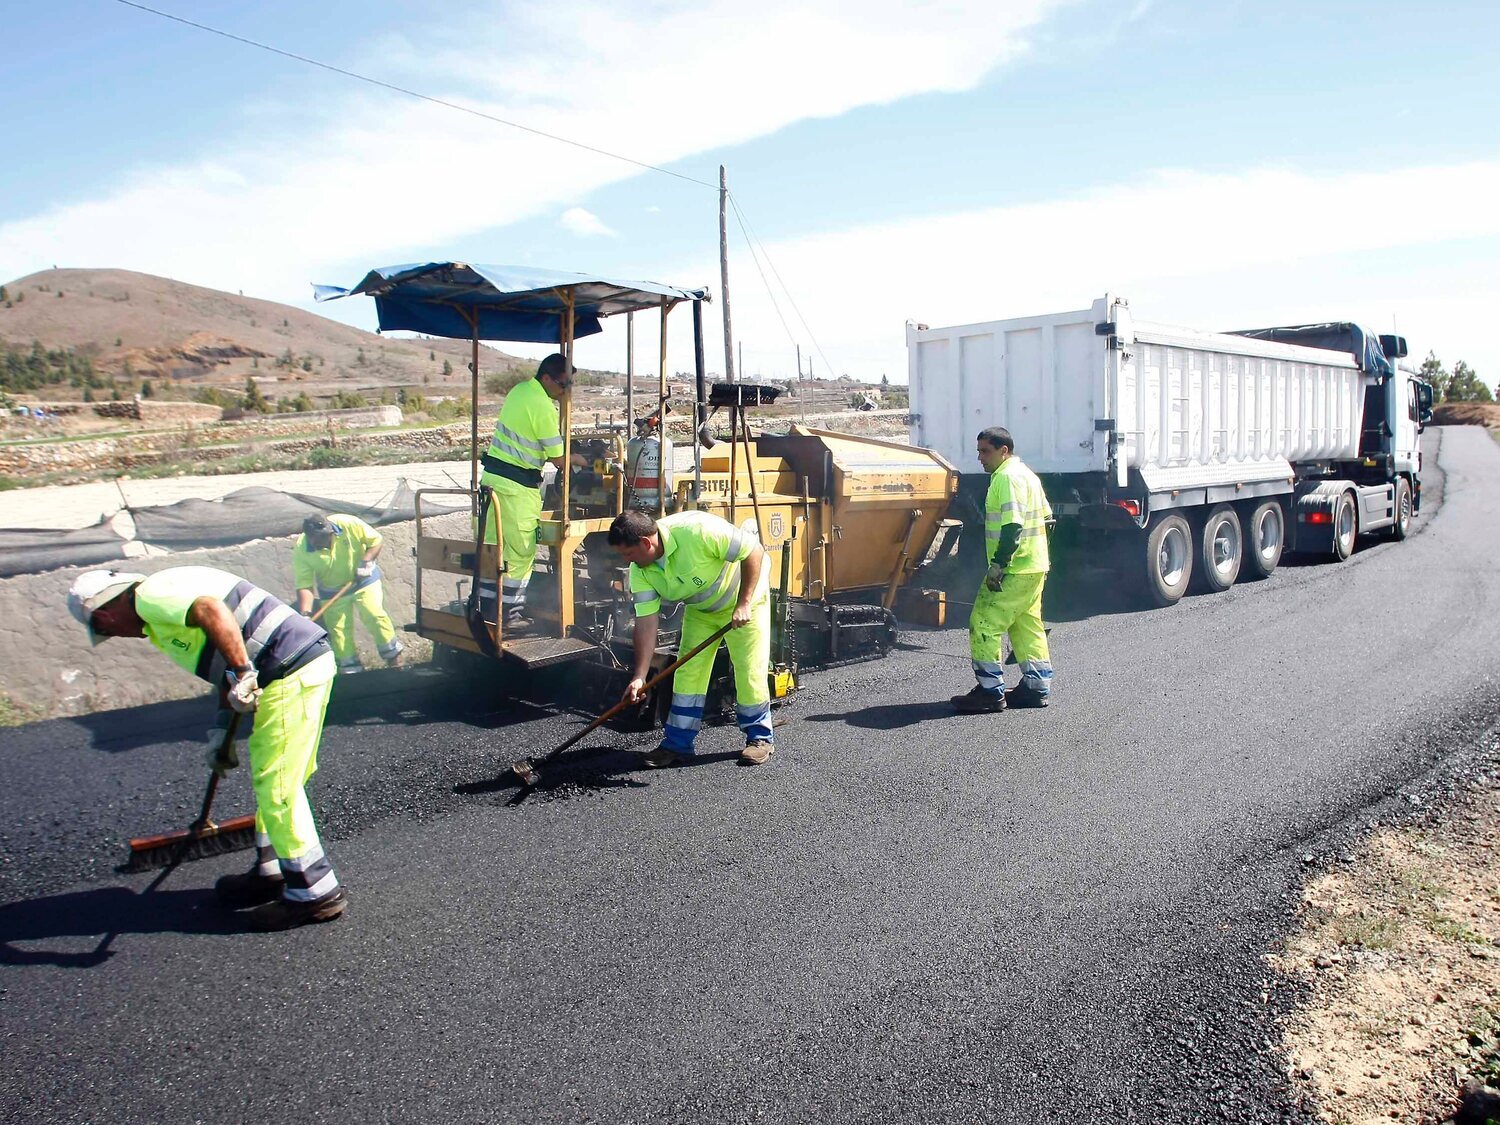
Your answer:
[294,512,402,673]
[952,426,1055,713]
[609,509,776,767]
[67,566,347,930]
[478,352,586,630]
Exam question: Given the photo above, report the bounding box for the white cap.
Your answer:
[67,570,146,645]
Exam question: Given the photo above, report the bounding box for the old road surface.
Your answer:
[2,426,1498,1124]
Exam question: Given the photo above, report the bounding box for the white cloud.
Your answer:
[0,0,1065,301]
[705,161,1500,383]
[559,207,615,237]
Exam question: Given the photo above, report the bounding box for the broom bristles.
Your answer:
[118,820,258,874]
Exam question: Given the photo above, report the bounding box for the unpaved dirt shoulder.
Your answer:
[1273,742,1500,1125]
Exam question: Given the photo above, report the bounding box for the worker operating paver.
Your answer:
[66,566,347,930]
[294,512,402,674]
[953,426,1055,713]
[609,509,775,767]
[478,353,585,630]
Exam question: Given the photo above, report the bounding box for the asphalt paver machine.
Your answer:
[318,261,959,719]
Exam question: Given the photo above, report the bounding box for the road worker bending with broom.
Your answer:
[294,512,402,673]
[67,566,347,930]
[609,509,776,767]
[952,426,1055,713]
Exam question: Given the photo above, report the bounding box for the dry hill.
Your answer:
[0,267,523,399]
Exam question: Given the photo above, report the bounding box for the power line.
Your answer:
[113,0,717,191]
[728,191,838,379]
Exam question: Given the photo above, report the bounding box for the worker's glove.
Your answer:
[226,666,261,713]
[204,712,241,777]
[355,562,375,579]
[985,563,1007,592]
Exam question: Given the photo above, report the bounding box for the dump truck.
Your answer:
[906,294,1435,607]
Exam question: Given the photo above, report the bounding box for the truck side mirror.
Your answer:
[1417,383,1434,427]
[1379,334,1408,359]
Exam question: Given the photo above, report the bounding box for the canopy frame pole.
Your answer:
[692,298,706,508]
[658,296,672,519]
[559,289,576,522]
[458,307,481,500]
[626,311,635,437]
[719,165,736,386]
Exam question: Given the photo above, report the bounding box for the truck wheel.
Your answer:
[1331,491,1357,561]
[1391,478,1413,541]
[1242,501,1284,581]
[1193,505,1242,593]
[1141,513,1193,607]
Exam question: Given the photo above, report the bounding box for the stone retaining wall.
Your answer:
[1,521,433,719]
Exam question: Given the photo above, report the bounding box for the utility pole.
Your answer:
[719,165,736,385]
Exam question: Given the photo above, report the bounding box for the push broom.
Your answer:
[118,586,353,873]
[119,712,257,873]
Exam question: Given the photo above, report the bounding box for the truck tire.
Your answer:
[1193,505,1242,593]
[1141,513,1193,607]
[1241,500,1284,581]
[1391,478,1413,541]
[1331,490,1357,561]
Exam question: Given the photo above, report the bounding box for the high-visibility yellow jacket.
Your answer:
[292,514,382,598]
[985,456,1052,575]
[483,377,564,482]
[628,511,764,618]
[134,565,326,686]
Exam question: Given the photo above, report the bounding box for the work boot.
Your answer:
[951,686,1006,714]
[1004,683,1050,709]
[504,613,535,634]
[245,886,348,932]
[641,745,692,769]
[215,867,284,909]
[739,739,775,766]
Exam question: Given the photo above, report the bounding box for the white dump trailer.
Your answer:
[907,295,1434,606]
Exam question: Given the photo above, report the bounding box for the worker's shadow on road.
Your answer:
[0,885,240,969]
[803,701,955,730]
[73,696,218,754]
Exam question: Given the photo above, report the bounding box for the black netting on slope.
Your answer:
[0,518,127,578]
[0,481,471,577]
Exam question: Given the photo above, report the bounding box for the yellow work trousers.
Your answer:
[250,651,336,864]
[968,571,1052,696]
[323,583,399,667]
[479,472,541,614]
[661,596,773,752]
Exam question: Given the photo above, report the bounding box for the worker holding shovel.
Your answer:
[294,513,402,673]
[609,509,775,768]
[66,567,346,930]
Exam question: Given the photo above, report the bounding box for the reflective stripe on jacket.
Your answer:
[292,514,383,597]
[984,456,1052,575]
[484,377,564,472]
[134,565,328,686]
[628,511,762,618]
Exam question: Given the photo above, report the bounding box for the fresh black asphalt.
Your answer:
[3,426,1499,1124]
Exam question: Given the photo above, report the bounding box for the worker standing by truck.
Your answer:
[953,427,1054,713]
[66,566,346,931]
[294,513,402,673]
[609,509,776,767]
[478,353,584,629]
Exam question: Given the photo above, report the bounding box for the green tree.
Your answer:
[428,350,435,361]
[302,356,313,372]
[115,336,122,347]
[0,286,7,302]
[243,376,271,413]
[442,359,453,378]
[1445,360,1492,403]
[141,380,154,398]
[1418,352,1448,401]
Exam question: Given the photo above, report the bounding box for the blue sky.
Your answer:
[4,0,1498,383]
